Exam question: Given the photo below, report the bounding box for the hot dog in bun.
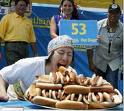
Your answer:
[32,96,59,107]
[56,100,88,110]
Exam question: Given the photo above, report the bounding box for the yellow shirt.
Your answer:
[0,12,36,43]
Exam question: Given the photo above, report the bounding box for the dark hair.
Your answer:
[15,0,29,6]
[59,0,79,19]
[46,51,54,65]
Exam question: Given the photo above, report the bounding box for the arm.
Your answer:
[0,75,9,101]
[87,48,98,74]
[50,16,59,39]
[30,42,38,56]
[29,20,38,56]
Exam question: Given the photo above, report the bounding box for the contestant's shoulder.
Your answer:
[15,56,47,64]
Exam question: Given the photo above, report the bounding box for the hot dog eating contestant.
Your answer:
[0,35,123,110]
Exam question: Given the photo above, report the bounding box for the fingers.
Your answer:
[97,35,104,42]
[0,96,9,102]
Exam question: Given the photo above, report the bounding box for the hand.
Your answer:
[0,95,9,102]
[0,75,9,102]
[96,35,103,42]
[89,64,99,74]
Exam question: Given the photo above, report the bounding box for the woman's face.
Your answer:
[51,47,73,71]
[108,12,120,23]
[61,0,73,15]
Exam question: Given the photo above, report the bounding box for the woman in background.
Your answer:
[50,0,79,38]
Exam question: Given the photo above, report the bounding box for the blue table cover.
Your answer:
[0,100,123,111]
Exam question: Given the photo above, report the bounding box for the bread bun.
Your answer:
[90,74,103,86]
[64,85,90,94]
[90,84,114,93]
[83,95,90,104]
[36,82,62,90]
[25,83,37,101]
[113,89,122,103]
[35,75,50,83]
[88,102,117,109]
[91,92,103,102]
[103,92,112,102]
[76,76,90,86]
[58,66,66,74]
[32,96,59,107]
[56,100,88,110]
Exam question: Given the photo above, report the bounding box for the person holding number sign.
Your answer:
[87,3,123,89]
[50,0,79,38]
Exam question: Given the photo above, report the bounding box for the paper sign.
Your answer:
[59,20,98,46]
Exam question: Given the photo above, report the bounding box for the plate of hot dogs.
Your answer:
[25,66,122,110]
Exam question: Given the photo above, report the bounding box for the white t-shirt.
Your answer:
[0,56,48,99]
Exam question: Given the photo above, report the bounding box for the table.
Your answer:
[0,100,123,111]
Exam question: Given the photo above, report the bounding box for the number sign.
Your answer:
[59,20,98,46]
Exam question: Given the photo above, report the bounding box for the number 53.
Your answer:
[72,23,86,35]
